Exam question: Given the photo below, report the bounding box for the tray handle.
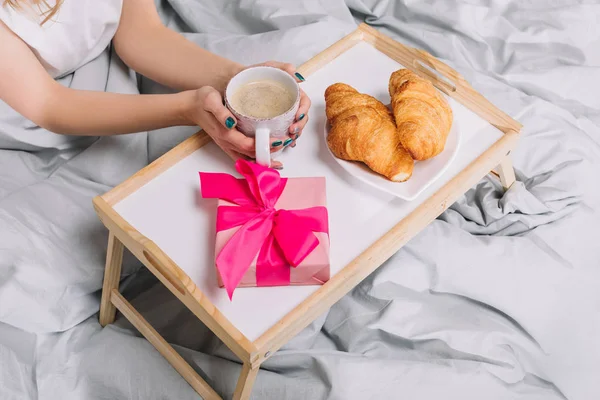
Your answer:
[411,48,461,94]
[93,196,187,295]
[357,23,522,134]
[411,46,522,134]
[358,23,462,95]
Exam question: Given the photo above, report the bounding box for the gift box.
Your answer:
[199,159,330,299]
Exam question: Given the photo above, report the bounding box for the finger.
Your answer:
[220,128,283,168]
[271,160,283,170]
[201,87,237,130]
[288,115,308,141]
[270,137,285,153]
[222,126,285,158]
[211,137,246,162]
[223,128,255,158]
[262,61,294,75]
[289,115,307,149]
[262,61,304,82]
[288,91,311,138]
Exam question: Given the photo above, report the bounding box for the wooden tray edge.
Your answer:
[95,24,523,366]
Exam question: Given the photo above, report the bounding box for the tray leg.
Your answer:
[111,289,222,399]
[494,155,516,190]
[233,362,259,400]
[99,232,124,327]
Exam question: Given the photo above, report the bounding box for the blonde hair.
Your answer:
[3,0,63,25]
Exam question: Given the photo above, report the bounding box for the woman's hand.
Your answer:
[186,86,285,168]
[247,61,311,148]
[185,61,311,167]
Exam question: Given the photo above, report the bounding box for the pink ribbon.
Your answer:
[199,159,328,299]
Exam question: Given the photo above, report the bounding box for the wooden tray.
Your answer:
[93,24,521,400]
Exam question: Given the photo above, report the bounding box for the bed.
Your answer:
[1,1,598,399]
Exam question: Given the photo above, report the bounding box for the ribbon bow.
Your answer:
[199,159,328,299]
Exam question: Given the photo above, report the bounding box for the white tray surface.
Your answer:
[114,41,502,341]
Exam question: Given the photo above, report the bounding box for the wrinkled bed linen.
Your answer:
[1,1,599,399]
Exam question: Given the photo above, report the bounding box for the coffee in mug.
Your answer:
[225,67,301,167]
[229,80,295,119]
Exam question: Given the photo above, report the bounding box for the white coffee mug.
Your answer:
[224,66,300,167]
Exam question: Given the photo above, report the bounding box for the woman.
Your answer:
[0,0,311,165]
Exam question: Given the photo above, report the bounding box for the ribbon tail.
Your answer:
[256,233,291,287]
[216,212,274,299]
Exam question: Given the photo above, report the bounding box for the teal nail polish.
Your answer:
[272,140,283,147]
[283,138,293,146]
[297,113,305,121]
[225,117,235,129]
[294,133,299,139]
[295,72,305,82]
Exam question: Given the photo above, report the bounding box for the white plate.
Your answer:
[324,103,461,201]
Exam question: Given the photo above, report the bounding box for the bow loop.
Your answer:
[272,210,320,267]
[199,159,287,209]
[236,159,286,209]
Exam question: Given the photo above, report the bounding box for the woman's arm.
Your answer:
[0,3,307,165]
[0,20,271,161]
[41,88,196,136]
[113,0,312,143]
[0,19,198,136]
[113,0,244,93]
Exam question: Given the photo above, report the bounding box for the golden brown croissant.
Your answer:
[389,69,453,161]
[325,83,414,182]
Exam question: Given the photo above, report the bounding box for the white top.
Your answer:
[0,0,123,78]
[0,0,123,151]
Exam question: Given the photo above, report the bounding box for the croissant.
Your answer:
[389,69,453,161]
[325,83,414,182]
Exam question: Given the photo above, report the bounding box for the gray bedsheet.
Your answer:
[1,1,599,399]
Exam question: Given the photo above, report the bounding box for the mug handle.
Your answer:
[255,127,271,167]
